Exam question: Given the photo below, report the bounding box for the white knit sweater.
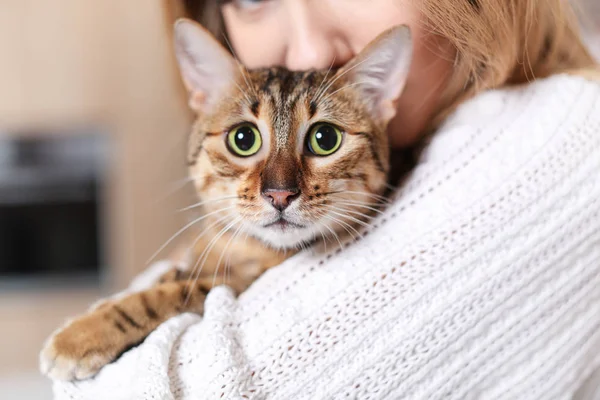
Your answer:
[53,74,600,400]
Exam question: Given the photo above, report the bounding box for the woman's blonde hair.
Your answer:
[183,0,598,121]
[418,0,598,120]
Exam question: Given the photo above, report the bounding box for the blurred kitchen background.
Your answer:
[0,1,598,399]
[0,1,195,398]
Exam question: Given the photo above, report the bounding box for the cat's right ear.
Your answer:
[173,19,239,113]
[335,25,413,123]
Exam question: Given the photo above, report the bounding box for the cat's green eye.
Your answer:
[227,124,262,157]
[307,123,343,156]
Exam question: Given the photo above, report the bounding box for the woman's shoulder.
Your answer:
[506,72,600,105]
[442,73,600,134]
[419,72,600,174]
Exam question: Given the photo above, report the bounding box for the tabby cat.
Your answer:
[40,18,413,381]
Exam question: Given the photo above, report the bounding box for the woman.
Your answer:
[53,0,600,398]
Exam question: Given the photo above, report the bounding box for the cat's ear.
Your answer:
[173,19,239,113]
[337,25,413,122]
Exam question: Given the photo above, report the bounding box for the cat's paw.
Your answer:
[39,303,133,381]
[39,320,114,381]
[39,281,199,381]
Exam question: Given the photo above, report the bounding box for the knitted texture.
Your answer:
[53,74,600,400]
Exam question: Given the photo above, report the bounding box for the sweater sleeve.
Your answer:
[53,74,600,400]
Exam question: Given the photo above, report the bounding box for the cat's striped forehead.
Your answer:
[250,68,325,144]
[244,67,370,149]
[252,67,324,110]
[221,67,321,152]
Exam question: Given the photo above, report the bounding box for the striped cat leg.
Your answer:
[40,275,212,381]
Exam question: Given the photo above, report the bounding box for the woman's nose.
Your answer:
[285,30,334,70]
[283,3,352,70]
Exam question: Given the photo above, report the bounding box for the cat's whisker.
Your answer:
[330,195,388,205]
[185,216,242,305]
[209,60,253,106]
[328,193,388,204]
[332,197,386,208]
[225,227,249,284]
[219,38,254,106]
[383,182,399,191]
[321,204,377,222]
[314,53,376,105]
[319,80,371,104]
[238,228,253,281]
[324,226,344,250]
[211,221,245,288]
[320,190,345,196]
[185,212,234,257]
[296,240,306,252]
[207,217,242,288]
[329,191,391,204]
[324,209,372,230]
[178,195,239,212]
[307,201,374,232]
[313,211,345,250]
[222,34,258,101]
[330,200,386,215]
[316,224,328,252]
[224,246,238,285]
[324,217,361,244]
[178,212,234,295]
[330,189,391,202]
[341,208,377,222]
[311,56,337,104]
[146,205,237,265]
[332,197,386,207]
[186,215,239,283]
[320,213,363,243]
[235,82,254,106]
[208,57,254,106]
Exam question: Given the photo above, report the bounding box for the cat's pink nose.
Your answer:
[262,188,300,211]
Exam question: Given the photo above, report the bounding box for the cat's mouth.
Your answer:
[263,217,305,230]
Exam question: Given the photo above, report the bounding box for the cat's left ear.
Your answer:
[337,25,413,122]
[173,19,239,113]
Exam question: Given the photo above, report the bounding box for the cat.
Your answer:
[40,18,413,381]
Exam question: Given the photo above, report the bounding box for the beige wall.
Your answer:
[0,0,193,376]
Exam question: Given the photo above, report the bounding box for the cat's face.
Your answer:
[174,20,412,249]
